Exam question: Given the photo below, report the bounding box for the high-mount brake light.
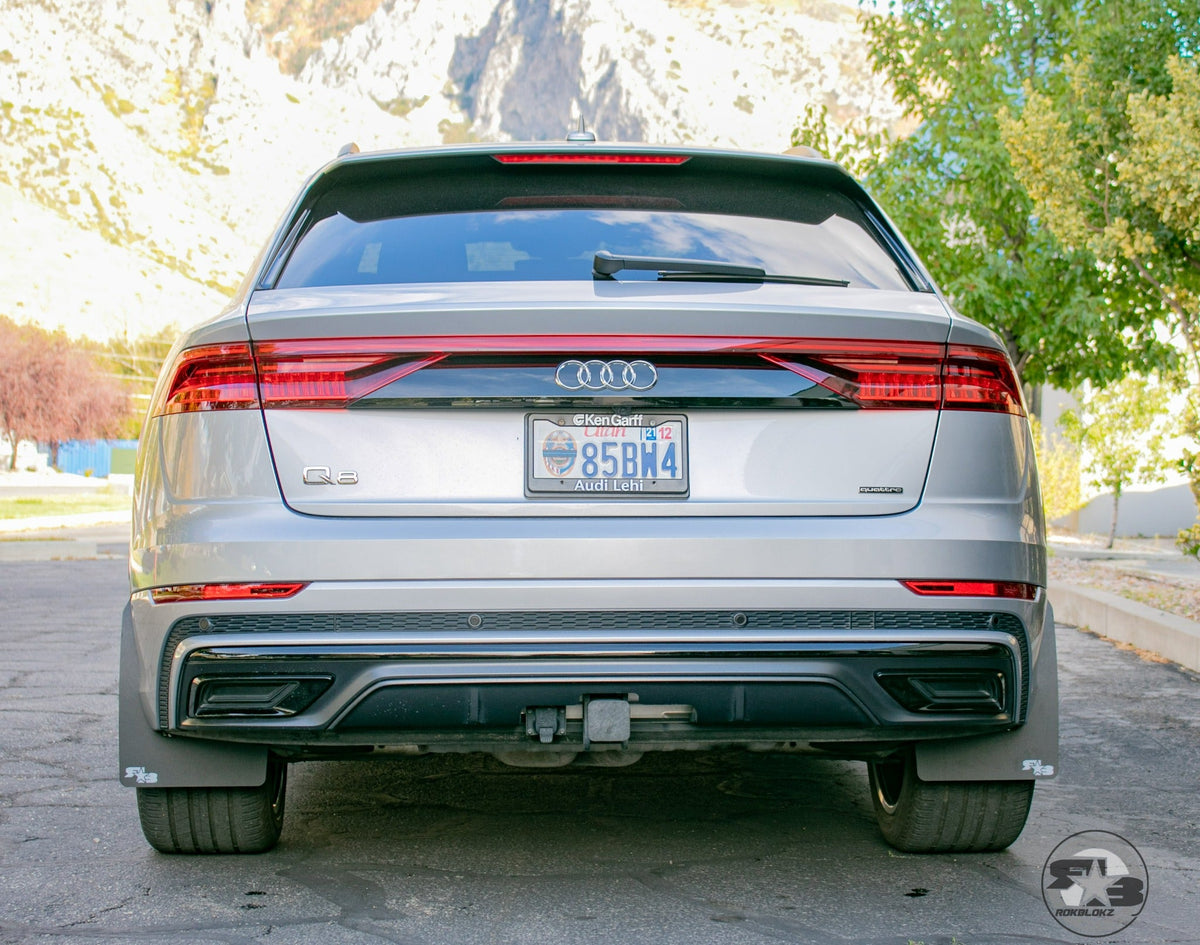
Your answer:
[151,343,260,417]
[901,580,1039,600]
[492,153,691,165]
[150,582,309,603]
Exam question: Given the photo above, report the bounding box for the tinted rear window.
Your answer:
[270,160,913,291]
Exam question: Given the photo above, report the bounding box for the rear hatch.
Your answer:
[239,147,1017,518]
[247,283,955,517]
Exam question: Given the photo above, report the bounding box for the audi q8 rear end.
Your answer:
[120,142,1056,854]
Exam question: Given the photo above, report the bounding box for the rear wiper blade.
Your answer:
[655,271,850,287]
[594,249,762,278]
[592,250,849,287]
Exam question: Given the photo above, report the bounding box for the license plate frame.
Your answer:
[525,412,689,497]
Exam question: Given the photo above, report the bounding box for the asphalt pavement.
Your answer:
[0,557,1197,944]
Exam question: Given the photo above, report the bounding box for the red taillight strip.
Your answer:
[251,337,950,409]
[151,343,260,417]
[761,353,942,409]
[764,343,1023,414]
[492,153,691,165]
[255,351,446,408]
[901,580,1039,600]
[150,582,309,603]
[153,336,1023,415]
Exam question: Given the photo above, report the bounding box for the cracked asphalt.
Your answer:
[1,558,1197,944]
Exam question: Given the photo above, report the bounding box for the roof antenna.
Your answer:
[336,142,360,158]
[566,116,596,143]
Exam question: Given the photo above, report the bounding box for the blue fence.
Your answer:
[55,440,138,478]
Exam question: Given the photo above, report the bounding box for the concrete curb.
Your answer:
[1050,581,1200,674]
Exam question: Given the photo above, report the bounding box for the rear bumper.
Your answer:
[131,502,1046,590]
[126,423,1050,769]
[144,598,1035,755]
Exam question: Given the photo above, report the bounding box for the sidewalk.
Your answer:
[1049,535,1200,674]
[0,469,120,496]
[0,467,131,558]
[0,518,130,561]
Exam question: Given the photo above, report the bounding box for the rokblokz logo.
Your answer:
[1042,831,1148,937]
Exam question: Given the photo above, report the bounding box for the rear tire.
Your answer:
[868,751,1033,853]
[136,758,286,854]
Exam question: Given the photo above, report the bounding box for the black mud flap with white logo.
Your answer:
[118,604,268,789]
[915,606,1059,781]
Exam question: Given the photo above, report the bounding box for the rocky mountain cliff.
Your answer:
[0,0,898,341]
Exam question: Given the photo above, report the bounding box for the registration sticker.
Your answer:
[526,413,689,496]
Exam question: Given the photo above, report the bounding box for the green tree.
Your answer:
[1000,5,1200,372]
[794,1,1169,394]
[1059,375,1174,548]
[1029,416,1081,525]
[996,1,1200,534]
[1175,400,1200,556]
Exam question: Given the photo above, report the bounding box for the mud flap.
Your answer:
[118,603,268,789]
[915,605,1059,782]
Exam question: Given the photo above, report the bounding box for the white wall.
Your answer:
[1068,483,1199,538]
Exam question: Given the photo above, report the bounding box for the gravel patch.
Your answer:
[1049,555,1200,623]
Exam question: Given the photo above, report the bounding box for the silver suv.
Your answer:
[120,142,1056,854]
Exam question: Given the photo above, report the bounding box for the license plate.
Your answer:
[526,413,689,497]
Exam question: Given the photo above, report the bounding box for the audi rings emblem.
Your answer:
[554,359,659,391]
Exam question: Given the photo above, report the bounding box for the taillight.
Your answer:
[150,582,309,603]
[150,336,1024,414]
[765,342,1024,414]
[254,345,446,408]
[150,343,259,417]
[943,345,1026,414]
[761,346,942,409]
[902,580,1039,600]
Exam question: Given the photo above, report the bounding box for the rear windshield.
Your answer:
[271,161,913,291]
